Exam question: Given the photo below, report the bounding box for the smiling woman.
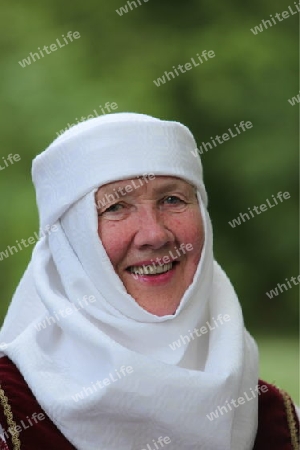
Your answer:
[0,113,298,450]
[96,176,203,316]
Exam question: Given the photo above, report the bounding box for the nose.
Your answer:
[133,205,175,250]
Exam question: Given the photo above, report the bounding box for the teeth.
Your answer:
[130,263,173,275]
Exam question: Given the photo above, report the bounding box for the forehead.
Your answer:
[96,176,195,196]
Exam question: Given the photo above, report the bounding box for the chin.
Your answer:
[134,296,182,317]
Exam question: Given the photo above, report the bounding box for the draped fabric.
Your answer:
[0,358,298,450]
[0,113,259,449]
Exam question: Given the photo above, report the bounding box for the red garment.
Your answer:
[0,356,298,449]
[0,356,76,450]
[253,380,299,450]
[0,439,8,450]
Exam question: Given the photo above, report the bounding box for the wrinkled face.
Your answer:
[96,176,204,316]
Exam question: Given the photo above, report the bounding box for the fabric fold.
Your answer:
[0,113,259,450]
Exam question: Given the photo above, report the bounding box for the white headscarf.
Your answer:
[0,113,259,450]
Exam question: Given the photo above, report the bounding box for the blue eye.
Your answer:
[99,203,124,215]
[107,203,124,212]
[160,196,187,212]
[164,196,184,204]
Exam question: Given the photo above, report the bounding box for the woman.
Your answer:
[0,113,298,450]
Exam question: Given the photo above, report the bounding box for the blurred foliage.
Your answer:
[257,336,299,403]
[0,0,299,348]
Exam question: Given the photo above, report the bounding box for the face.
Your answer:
[96,176,204,316]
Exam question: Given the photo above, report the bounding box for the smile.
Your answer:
[127,261,179,276]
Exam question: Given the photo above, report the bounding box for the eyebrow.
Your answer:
[97,180,195,198]
[151,182,194,195]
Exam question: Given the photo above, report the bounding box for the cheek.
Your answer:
[180,211,204,268]
[97,220,131,267]
[177,210,204,252]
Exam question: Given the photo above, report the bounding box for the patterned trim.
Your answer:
[0,385,21,450]
[279,388,299,450]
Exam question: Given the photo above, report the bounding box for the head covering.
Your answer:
[0,113,259,450]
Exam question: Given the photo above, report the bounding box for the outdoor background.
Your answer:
[0,1,299,402]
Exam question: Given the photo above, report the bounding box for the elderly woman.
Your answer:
[0,113,298,450]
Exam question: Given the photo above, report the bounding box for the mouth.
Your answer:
[126,261,179,276]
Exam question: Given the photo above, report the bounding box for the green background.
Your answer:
[0,1,299,402]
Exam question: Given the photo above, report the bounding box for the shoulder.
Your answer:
[253,379,299,450]
[0,356,27,449]
[0,356,76,450]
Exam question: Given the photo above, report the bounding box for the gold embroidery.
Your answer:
[0,385,21,450]
[279,388,299,450]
